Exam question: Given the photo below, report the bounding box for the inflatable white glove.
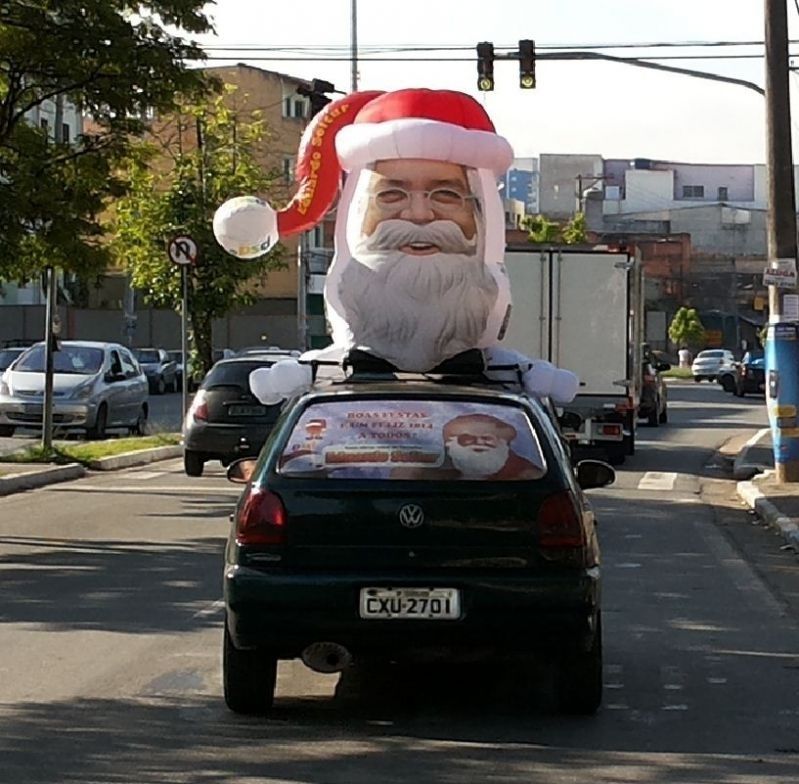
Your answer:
[250,359,313,405]
[520,361,579,404]
[213,196,278,259]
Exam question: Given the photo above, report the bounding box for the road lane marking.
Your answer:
[638,471,677,491]
[46,484,240,496]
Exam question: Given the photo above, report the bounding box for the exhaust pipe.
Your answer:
[301,641,352,674]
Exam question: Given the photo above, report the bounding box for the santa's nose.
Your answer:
[400,191,436,222]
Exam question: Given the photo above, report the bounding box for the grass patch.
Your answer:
[1,433,181,466]
[662,367,693,379]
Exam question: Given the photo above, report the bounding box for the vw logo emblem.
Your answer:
[398,503,425,529]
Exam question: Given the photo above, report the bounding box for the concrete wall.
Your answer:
[0,301,301,352]
[539,154,603,218]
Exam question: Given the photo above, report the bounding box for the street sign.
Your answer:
[167,235,199,266]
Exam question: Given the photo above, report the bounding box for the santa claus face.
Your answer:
[334,159,499,371]
[361,159,478,247]
[445,429,511,478]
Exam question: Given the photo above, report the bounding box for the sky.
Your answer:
[192,0,799,166]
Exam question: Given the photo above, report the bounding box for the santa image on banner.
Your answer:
[212,88,578,405]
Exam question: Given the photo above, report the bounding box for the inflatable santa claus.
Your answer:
[212,88,578,404]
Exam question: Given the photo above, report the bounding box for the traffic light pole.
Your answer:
[764,0,799,483]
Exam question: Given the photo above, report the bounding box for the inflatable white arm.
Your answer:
[484,346,579,404]
[250,359,313,405]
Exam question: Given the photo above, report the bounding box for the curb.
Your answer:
[85,445,183,471]
[0,463,87,496]
[737,474,799,553]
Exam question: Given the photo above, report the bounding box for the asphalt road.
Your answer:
[2,382,799,783]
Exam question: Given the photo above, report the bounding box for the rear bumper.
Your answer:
[225,565,601,659]
[183,421,272,459]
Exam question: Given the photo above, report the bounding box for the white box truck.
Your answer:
[499,246,644,464]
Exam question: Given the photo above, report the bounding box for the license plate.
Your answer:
[228,404,266,416]
[359,587,460,620]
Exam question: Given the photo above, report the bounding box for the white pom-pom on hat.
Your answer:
[213,196,278,260]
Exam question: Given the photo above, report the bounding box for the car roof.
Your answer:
[26,340,124,350]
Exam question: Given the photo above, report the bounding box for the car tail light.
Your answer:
[235,487,287,546]
[188,391,209,422]
[600,423,622,437]
[537,490,586,549]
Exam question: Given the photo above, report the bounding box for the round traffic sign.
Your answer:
[167,235,199,266]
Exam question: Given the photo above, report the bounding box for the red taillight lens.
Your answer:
[235,487,287,546]
[537,490,586,549]
[189,391,209,422]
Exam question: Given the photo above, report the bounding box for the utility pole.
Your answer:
[764,0,799,482]
[350,0,358,91]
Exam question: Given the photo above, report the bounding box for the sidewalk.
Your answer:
[0,444,182,496]
[731,428,799,553]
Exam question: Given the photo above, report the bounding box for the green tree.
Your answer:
[668,306,706,349]
[0,1,212,283]
[113,90,286,382]
[522,212,587,245]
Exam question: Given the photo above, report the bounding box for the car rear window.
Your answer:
[135,349,160,363]
[698,351,724,358]
[203,361,274,387]
[277,399,547,481]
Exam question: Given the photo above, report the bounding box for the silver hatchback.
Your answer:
[0,340,149,439]
[691,349,736,382]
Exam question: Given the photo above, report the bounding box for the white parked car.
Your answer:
[0,340,149,439]
[691,349,736,382]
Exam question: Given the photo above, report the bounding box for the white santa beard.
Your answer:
[447,439,510,477]
[336,249,499,372]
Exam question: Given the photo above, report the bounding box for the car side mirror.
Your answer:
[656,362,671,372]
[576,459,616,490]
[227,458,258,484]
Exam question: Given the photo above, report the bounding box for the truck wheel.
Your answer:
[646,404,659,427]
[556,614,603,715]
[625,431,635,456]
[659,403,668,424]
[223,623,277,715]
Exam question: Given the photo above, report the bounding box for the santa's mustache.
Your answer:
[364,219,477,255]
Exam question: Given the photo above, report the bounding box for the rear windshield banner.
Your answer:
[279,400,545,480]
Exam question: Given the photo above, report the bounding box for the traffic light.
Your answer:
[519,39,536,89]
[476,42,495,92]
[297,78,336,116]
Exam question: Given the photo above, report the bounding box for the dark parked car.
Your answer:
[639,357,670,426]
[133,348,178,395]
[182,356,286,476]
[717,362,741,393]
[221,375,614,716]
[734,351,765,397]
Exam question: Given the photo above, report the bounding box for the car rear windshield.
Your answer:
[135,349,160,363]
[277,399,547,481]
[203,360,274,387]
[698,351,724,358]
[15,345,104,374]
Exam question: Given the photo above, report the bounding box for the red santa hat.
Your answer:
[213,88,514,258]
[277,89,513,241]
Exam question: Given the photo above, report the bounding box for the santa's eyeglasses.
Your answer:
[448,433,501,448]
[372,187,478,214]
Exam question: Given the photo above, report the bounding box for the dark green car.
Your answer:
[222,377,614,716]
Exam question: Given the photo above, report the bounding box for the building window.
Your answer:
[682,185,704,199]
[61,122,70,143]
[40,117,49,134]
[283,93,309,119]
[283,156,297,184]
[717,186,728,201]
